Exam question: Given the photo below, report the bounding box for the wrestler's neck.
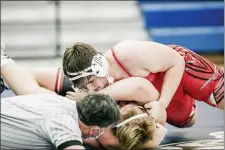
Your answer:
[104,53,128,81]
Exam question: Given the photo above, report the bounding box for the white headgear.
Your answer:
[115,113,148,128]
[67,54,114,85]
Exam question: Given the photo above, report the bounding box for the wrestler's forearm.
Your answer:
[98,77,160,105]
[157,108,167,125]
[159,59,185,108]
[1,62,54,95]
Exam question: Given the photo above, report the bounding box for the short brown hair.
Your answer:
[63,42,98,88]
[114,106,156,150]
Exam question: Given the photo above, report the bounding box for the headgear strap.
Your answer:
[67,54,114,84]
[115,113,148,128]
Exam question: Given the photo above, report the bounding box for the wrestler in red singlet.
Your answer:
[111,45,224,127]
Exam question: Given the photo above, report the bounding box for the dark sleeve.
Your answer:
[57,140,83,150]
[55,68,74,96]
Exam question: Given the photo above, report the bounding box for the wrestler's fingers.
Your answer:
[144,102,153,109]
[66,91,77,96]
[72,87,80,93]
[146,109,152,116]
[66,94,75,100]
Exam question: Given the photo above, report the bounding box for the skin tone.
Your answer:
[0,62,100,150]
[86,40,185,110]
[1,63,168,149]
[66,77,167,125]
[74,40,185,124]
[83,104,168,150]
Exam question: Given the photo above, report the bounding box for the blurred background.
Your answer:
[1,1,224,146]
[1,0,224,67]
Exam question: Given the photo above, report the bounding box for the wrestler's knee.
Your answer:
[207,92,224,110]
[217,99,224,110]
[181,112,197,128]
[211,70,224,110]
[172,106,197,128]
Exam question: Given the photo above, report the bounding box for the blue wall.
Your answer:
[138,1,224,53]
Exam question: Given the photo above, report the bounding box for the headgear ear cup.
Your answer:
[67,53,114,84]
[91,54,114,84]
[91,54,109,77]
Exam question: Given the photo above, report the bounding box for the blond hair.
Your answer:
[114,106,156,150]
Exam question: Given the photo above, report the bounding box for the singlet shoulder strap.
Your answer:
[111,48,132,77]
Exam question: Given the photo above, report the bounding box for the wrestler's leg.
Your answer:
[206,73,224,109]
[28,67,74,96]
[180,100,197,128]
[171,44,224,110]
[183,66,224,110]
[2,65,74,96]
[28,67,60,91]
[166,96,196,128]
[1,42,53,95]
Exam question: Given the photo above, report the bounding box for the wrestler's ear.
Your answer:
[89,126,101,137]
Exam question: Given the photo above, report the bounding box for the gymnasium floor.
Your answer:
[14,58,225,150]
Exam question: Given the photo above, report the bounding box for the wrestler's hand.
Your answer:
[66,89,89,101]
[144,101,161,121]
[144,101,167,125]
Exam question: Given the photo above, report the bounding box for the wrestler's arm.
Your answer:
[98,77,167,125]
[98,77,159,105]
[67,77,166,124]
[67,77,159,104]
[1,62,55,95]
[114,40,185,109]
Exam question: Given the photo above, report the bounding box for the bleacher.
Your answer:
[1,1,224,59]
[1,1,147,59]
[138,0,224,53]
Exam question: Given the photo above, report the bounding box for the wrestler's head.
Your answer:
[77,93,120,139]
[63,42,112,91]
[112,104,167,150]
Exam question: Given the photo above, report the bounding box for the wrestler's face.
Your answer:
[149,123,167,147]
[88,126,104,140]
[85,76,108,91]
[120,104,167,147]
[97,104,167,149]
